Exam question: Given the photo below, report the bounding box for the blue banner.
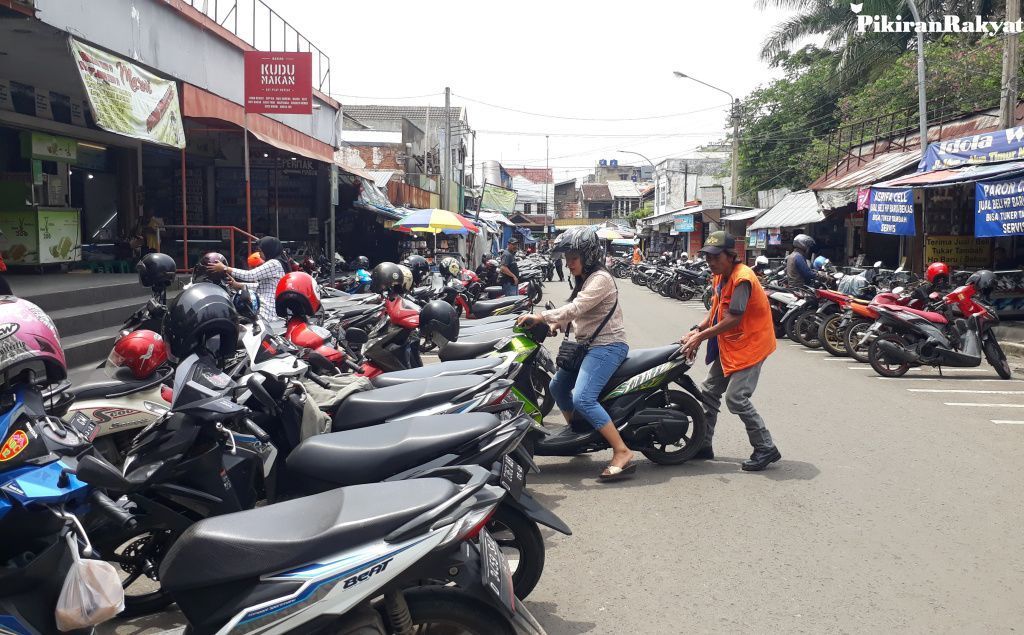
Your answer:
[920,126,1024,171]
[673,214,694,233]
[867,188,916,236]
[975,177,1024,237]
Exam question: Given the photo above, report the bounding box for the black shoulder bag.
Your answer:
[555,278,619,373]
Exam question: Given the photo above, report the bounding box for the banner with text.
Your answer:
[673,213,694,233]
[920,126,1024,171]
[70,38,185,148]
[867,187,915,235]
[975,176,1024,237]
[480,183,517,215]
[244,51,312,114]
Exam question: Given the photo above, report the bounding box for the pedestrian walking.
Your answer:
[552,250,564,282]
[680,231,781,471]
[516,226,633,481]
[499,238,520,297]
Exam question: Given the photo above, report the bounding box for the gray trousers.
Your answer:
[699,359,775,451]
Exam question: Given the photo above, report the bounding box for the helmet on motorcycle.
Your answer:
[793,234,816,255]
[370,262,407,294]
[439,256,461,279]
[552,225,602,271]
[926,261,951,285]
[679,252,689,261]
[247,252,265,268]
[355,255,370,270]
[812,256,831,270]
[419,300,459,345]
[396,265,414,292]
[966,269,997,295]
[136,252,177,289]
[755,255,770,267]
[275,272,321,317]
[300,257,318,275]
[164,283,238,359]
[0,297,66,387]
[401,254,430,285]
[485,259,499,270]
[108,330,168,379]
[232,287,261,321]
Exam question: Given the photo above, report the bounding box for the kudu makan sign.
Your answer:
[244,52,312,114]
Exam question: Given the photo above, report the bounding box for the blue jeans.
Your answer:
[502,282,518,297]
[550,341,628,430]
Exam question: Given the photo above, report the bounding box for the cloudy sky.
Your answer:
[265,0,797,182]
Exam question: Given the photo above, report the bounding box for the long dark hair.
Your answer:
[567,261,610,302]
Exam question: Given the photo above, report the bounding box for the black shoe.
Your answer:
[741,447,781,471]
[693,445,714,460]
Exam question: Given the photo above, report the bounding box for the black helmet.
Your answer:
[552,225,601,271]
[401,254,430,285]
[966,269,997,295]
[793,234,816,254]
[371,262,406,294]
[137,252,177,289]
[232,287,260,321]
[420,300,459,345]
[355,256,370,270]
[164,283,238,359]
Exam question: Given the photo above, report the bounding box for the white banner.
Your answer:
[70,38,185,148]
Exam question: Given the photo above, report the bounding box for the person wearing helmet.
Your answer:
[516,226,633,481]
[786,233,817,286]
[499,239,521,297]
[681,231,781,472]
[247,252,265,269]
[752,255,770,275]
[812,256,831,271]
[206,236,290,322]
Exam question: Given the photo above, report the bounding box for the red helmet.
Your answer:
[275,271,321,317]
[107,330,168,379]
[248,252,265,268]
[926,262,951,284]
[300,257,318,275]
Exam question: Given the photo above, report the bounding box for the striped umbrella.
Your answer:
[396,208,478,234]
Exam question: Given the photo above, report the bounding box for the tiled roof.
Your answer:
[581,183,612,201]
[343,105,467,128]
[606,181,642,198]
[507,168,554,184]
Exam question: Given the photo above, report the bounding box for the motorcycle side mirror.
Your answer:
[76,455,132,492]
[346,328,369,344]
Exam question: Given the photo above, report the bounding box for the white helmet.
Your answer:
[755,255,769,266]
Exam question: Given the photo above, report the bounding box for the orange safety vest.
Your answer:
[632,248,642,265]
[709,263,776,376]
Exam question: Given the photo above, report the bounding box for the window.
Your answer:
[619,173,629,180]
[523,203,532,213]
[537,203,547,214]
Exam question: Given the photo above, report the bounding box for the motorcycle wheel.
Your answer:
[99,527,179,617]
[844,320,873,364]
[487,505,544,600]
[675,284,695,302]
[983,331,1013,379]
[702,287,713,310]
[868,333,910,377]
[633,273,647,287]
[402,588,516,635]
[796,312,822,348]
[783,310,803,343]
[818,314,848,357]
[640,390,706,465]
[658,281,672,298]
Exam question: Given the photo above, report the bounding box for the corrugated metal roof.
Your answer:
[809,150,919,190]
[581,183,612,201]
[343,105,466,127]
[723,208,766,222]
[606,181,642,198]
[880,160,1024,187]
[645,204,701,226]
[748,190,824,230]
[364,170,395,188]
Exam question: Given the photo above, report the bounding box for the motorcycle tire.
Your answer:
[868,333,911,378]
[403,588,516,635]
[796,312,822,349]
[783,310,803,343]
[633,273,647,287]
[640,390,707,465]
[702,286,713,310]
[844,319,874,364]
[983,331,1013,379]
[487,505,545,600]
[658,281,672,298]
[818,313,848,357]
[674,284,695,302]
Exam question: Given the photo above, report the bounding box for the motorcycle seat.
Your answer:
[371,357,502,388]
[324,303,380,320]
[288,413,500,486]
[438,331,514,362]
[332,375,484,430]
[457,322,518,337]
[459,314,518,326]
[607,345,680,385]
[68,366,164,401]
[471,297,524,318]
[888,305,948,324]
[159,478,458,591]
[484,285,504,298]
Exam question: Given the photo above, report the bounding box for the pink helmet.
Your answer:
[0,297,66,387]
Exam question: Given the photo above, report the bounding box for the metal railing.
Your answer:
[164,224,258,272]
[183,0,331,94]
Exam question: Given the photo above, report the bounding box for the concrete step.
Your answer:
[25,278,147,313]
[62,328,117,370]
[50,296,150,339]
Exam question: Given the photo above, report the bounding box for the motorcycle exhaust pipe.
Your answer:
[875,339,918,364]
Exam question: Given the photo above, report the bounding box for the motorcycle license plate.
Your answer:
[479,528,515,612]
[499,454,526,500]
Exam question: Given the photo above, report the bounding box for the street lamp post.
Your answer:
[673,71,739,206]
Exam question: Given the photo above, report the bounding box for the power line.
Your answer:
[452,93,731,122]
[331,92,444,100]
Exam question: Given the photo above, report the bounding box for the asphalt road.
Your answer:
[101,280,1024,634]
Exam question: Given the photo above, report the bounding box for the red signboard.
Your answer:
[244,51,312,114]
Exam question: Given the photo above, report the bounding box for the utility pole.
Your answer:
[905,1,929,161]
[1000,0,1020,129]
[683,162,689,202]
[545,135,550,218]
[730,99,740,204]
[443,86,451,211]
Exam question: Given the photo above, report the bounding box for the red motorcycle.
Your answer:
[866,271,1011,379]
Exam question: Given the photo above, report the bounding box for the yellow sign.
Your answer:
[924,235,991,269]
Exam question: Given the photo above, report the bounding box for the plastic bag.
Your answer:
[55,537,124,631]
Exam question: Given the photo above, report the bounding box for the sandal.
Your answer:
[598,462,636,481]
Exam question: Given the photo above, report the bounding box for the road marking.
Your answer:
[803,349,828,353]
[908,389,1024,394]
[991,420,1024,424]
[876,377,1024,382]
[847,366,874,370]
[821,357,846,361]
[944,402,1024,408]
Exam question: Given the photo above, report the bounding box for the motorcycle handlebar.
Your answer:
[90,490,137,529]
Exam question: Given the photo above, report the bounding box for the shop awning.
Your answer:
[880,160,1024,188]
[181,84,334,163]
[748,190,825,231]
[645,204,700,227]
[722,208,766,222]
